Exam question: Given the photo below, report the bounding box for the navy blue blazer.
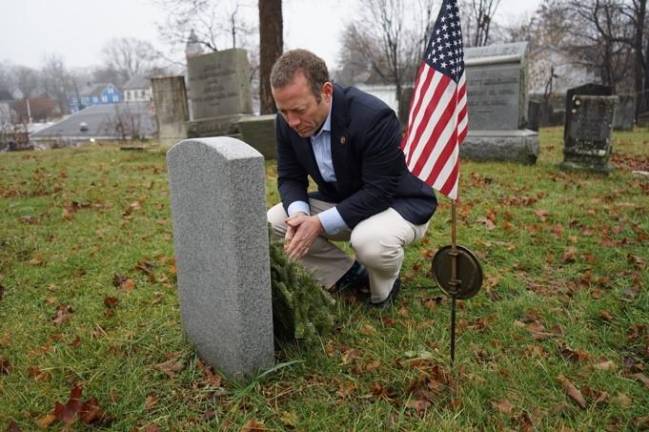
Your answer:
[275,84,437,229]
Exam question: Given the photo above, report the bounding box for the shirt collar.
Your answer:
[311,104,332,141]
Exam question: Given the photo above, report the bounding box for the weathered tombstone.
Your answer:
[527,100,541,132]
[186,49,253,138]
[398,85,415,127]
[613,95,635,131]
[560,84,617,173]
[237,114,276,160]
[166,137,274,378]
[151,76,189,147]
[461,42,539,164]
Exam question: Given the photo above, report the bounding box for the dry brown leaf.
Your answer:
[534,209,550,222]
[405,398,431,414]
[599,310,614,321]
[0,356,11,375]
[359,323,376,336]
[241,419,266,431]
[142,424,161,432]
[559,346,590,362]
[144,394,158,410]
[36,413,57,429]
[631,373,649,389]
[365,360,381,372]
[279,411,298,428]
[491,399,514,414]
[613,392,632,408]
[340,348,361,365]
[27,366,51,382]
[562,247,577,264]
[155,352,185,378]
[52,304,74,325]
[557,374,587,409]
[593,360,616,371]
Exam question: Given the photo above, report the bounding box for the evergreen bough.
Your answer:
[269,234,336,347]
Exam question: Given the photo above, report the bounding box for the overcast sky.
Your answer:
[1,0,540,71]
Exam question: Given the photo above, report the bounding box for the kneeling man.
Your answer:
[267,49,437,308]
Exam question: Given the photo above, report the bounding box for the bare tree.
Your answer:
[258,0,283,114]
[14,66,40,99]
[41,55,75,115]
[155,0,254,53]
[461,0,502,46]
[101,38,160,85]
[562,0,634,92]
[339,0,434,103]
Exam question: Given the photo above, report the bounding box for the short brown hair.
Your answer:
[270,49,330,101]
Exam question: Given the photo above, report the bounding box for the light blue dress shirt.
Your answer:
[286,107,349,234]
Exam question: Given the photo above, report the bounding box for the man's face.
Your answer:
[271,72,332,138]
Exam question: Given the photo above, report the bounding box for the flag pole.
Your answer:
[449,199,459,368]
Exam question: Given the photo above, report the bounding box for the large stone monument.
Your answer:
[166,137,274,378]
[151,76,189,147]
[186,49,253,138]
[462,42,539,164]
[560,83,617,173]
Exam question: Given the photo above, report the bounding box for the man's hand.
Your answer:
[284,213,324,260]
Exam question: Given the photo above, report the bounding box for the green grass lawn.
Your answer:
[0,127,647,431]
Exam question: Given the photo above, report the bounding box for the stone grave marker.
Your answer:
[186,49,253,138]
[613,95,635,131]
[561,88,617,174]
[151,76,189,147]
[461,41,539,164]
[237,114,276,160]
[166,137,274,378]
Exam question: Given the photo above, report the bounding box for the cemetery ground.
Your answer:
[0,127,647,431]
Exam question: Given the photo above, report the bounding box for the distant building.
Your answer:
[69,83,122,112]
[185,29,204,59]
[0,89,13,126]
[123,76,153,102]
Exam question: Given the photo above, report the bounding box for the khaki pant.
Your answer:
[267,198,429,303]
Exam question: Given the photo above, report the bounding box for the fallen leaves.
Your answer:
[241,419,267,431]
[38,384,110,429]
[557,374,587,409]
[112,273,136,292]
[154,352,185,378]
[51,304,74,326]
[0,356,11,375]
[491,398,514,415]
[631,373,649,389]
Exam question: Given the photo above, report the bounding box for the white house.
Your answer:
[123,76,153,103]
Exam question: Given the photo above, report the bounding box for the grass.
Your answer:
[0,127,647,431]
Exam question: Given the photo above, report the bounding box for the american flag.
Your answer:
[401,0,468,200]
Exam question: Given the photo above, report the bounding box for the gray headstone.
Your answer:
[237,114,277,160]
[561,93,617,173]
[187,49,253,120]
[613,95,635,131]
[151,76,189,147]
[459,41,538,164]
[166,137,274,378]
[465,42,528,130]
[460,130,539,164]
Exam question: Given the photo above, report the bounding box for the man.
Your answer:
[267,49,437,308]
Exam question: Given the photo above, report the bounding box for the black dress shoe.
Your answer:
[331,261,369,294]
[367,278,401,309]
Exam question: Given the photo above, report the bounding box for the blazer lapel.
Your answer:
[330,85,351,188]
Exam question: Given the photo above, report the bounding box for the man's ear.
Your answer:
[321,81,333,101]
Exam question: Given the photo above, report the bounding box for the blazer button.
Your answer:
[340,136,346,144]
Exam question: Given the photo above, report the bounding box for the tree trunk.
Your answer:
[259,0,283,115]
